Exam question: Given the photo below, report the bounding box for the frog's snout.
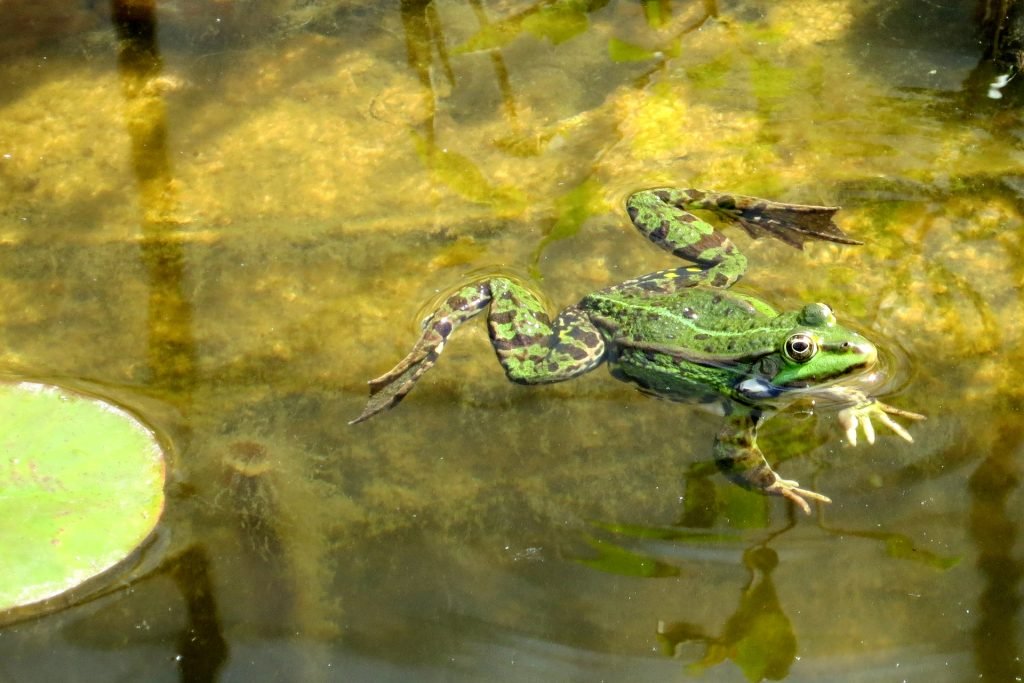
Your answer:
[842,338,877,367]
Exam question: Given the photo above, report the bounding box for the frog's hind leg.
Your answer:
[625,188,857,288]
[713,411,831,515]
[592,266,709,298]
[626,189,749,288]
[487,278,606,385]
[351,278,605,424]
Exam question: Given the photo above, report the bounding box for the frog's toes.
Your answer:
[839,400,925,446]
[879,404,927,443]
[876,412,913,442]
[838,408,865,446]
[766,477,832,515]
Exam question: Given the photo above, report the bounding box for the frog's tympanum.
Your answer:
[352,189,923,513]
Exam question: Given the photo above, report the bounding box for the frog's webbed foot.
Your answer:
[837,400,926,447]
[350,345,437,424]
[350,282,492,425]
[350,323,450,423]
[711,193,859,249]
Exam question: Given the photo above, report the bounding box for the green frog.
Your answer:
[352,188,923,514]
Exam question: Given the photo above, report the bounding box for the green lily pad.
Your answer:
[0,382,166,614]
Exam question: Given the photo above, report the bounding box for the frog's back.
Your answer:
[579,288,791,403]
[580,287,785,355]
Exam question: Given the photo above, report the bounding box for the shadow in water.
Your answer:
[167,547,230,682]
[111,2,222,681]
[111,0,196,394]
[968,419,1023,680]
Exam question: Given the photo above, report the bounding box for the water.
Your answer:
[1,0,1022,681]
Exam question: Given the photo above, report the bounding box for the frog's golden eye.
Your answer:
[784,334,818,363]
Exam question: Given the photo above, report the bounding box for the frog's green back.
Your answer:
[582,288,791,359]
[581,287,800,402]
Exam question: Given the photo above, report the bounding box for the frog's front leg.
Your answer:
[713,411,831,515]
[813,386,925,446]
[351,278,606,424]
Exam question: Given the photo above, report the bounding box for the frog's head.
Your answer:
[768,303,877,387]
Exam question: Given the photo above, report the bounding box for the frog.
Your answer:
[351,188,923,514]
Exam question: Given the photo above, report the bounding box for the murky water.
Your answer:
[1,0,1022,681]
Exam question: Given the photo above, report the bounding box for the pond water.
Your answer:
[1,0,1022,681]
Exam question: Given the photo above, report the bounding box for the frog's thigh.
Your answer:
[597,266,710,296]
[488,280,605,384]
[713,413,782,491]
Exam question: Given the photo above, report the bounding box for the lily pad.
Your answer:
[0,382,166,615]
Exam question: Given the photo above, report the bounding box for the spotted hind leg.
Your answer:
[624,188,854,290]
[487,278,605,385]
[351,278,605,423]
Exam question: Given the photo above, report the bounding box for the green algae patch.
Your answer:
[0,383,166,614]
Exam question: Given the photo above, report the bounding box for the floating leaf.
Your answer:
[0,383,166,616]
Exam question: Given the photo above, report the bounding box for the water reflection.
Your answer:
[112,3,219,681]
[659,546,795,681]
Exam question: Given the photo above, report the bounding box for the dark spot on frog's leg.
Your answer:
[547,361,561,372]
[566,344,593,361]
[650,222,670,242]
[447,296,469,311]
[490,332,547,352]
[434,318,453,338]
[710,272,731,288]
[489,309,516,326]
[683,307,697,319]
[694,333,710,340]
[716,194,736,210]
[574,329,601,349]
[672,231,727,261]
[654,189,674,203]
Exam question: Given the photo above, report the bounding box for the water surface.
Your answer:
[0,1,1021,681]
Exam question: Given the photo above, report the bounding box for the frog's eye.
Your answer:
[784,334,818,363]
